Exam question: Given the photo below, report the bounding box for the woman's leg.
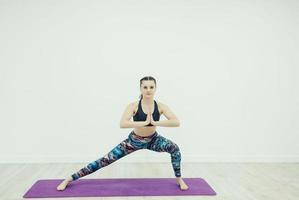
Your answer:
[71,137,138,181]
[146,134,182,177]
[146,134,189,190]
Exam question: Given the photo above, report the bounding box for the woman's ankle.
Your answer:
[67,176,73,182]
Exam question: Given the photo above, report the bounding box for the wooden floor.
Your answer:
[0,162,298,199]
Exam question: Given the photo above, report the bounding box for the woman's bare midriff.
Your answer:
[132,101,161,137]
[133,126,157,137]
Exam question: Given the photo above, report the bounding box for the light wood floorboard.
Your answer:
[0,162,298,200]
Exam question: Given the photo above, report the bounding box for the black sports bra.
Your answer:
[133,99,160,126]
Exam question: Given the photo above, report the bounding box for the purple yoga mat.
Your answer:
[23,177,217,198]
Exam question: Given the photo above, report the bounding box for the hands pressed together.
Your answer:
[144,107,157,126]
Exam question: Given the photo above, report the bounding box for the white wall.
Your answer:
[0,0,298,163]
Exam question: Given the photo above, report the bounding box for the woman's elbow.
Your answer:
[175,119,180,127]
[120,121,128,128]
[119,122,125,128]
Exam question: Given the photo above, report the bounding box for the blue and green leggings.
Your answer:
[71,131,182,180]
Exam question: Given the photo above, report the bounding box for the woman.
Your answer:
[57,76,189,191]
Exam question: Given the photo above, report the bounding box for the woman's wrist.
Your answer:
[151,120,157,126]
[139,121,149,127]
[143,121,151,126]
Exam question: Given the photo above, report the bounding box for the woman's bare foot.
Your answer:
[176,177,189,190]
[56,176,73,191]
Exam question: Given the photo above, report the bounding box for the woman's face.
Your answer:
[140,80,156,98]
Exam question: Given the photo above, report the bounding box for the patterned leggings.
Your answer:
[71,131,182,181]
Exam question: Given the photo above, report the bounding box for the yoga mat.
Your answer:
[23,177,217,198]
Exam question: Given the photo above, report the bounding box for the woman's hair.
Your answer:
[139,76,157,99]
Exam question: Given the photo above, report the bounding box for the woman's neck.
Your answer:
[141,97,154,105]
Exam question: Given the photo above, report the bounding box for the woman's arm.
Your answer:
[152,102,180,127]
[119,102,148,128]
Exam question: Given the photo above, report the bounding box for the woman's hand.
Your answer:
[150,112,157,126]
[145,110,151,126]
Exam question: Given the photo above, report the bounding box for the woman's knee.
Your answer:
[167,142,180,154]
[174,143,180,152]
[99,144,130,167]
[86,160,100,172]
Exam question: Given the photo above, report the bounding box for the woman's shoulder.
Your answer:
[128,100,165,112]
[155,100,165,114]
[155,100,165,106]
[127,101,139,114]
[131,100,139,106]
[130,100,139,110]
